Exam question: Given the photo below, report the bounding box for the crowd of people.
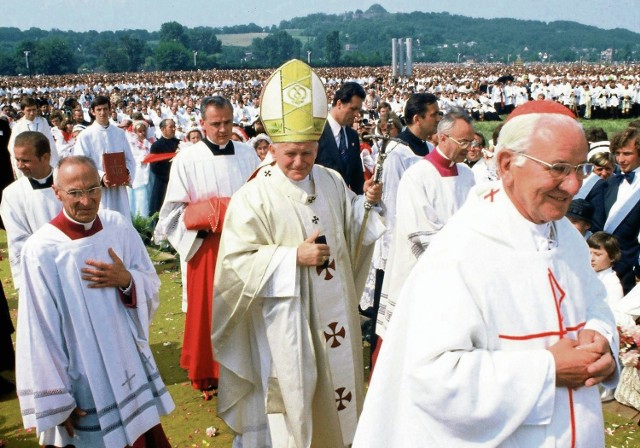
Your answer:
[0,60,638,447]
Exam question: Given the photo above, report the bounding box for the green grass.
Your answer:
[473,117,636,143]
[217,29,307,48]
[217,33,268,47]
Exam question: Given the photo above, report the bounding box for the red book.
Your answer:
[102,152,129,186]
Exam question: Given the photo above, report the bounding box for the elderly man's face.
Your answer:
[498,119,588,224]
[54,161,102,223]
[270,141,318,181]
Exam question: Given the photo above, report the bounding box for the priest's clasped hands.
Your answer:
[549,329,617,389]
[81,247,133,289]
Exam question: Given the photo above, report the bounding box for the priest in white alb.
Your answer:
[212,59,385,448]
[7,96,59,178]
[73,95,135,220]
[16,156,174,448]
[373,107,476,367]
[153,95,259,398]
[0,131,61,290]
[354,101,619,447]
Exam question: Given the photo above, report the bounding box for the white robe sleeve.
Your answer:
[16,245,76,434]
[153,154,200,261]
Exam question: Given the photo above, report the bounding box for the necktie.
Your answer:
[616,171,635,184]
[338,128,348,164]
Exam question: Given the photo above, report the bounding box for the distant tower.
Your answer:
[392,38,413,78]
[405,38,413,77]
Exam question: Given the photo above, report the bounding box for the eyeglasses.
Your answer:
[517,153,594,180]
[60,186,101,199]
[446,135,479,150]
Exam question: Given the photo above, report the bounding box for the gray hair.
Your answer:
[495,113,584,167]
[437,107,472,135]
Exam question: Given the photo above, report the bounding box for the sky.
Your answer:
[2,0,639,34]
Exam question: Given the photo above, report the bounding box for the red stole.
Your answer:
[425,148,459,177]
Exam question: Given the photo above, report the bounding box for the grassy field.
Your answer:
[474,117,636,143]
[217,29,306,47]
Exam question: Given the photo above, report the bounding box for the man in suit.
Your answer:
[316,82,366,194]
[590,127,640,293]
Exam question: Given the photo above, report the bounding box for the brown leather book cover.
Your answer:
[102,152,128,186]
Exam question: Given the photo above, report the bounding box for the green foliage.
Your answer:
[159,21,189,47]
[100,45,130,73]
[251,30,301,66]
[188,27,222,54]
[154,41,190,71]
[325,30,341,65]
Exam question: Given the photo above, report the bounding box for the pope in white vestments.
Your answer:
[354,102,619,448]
[212,60,385,448]
[16,156,174,448]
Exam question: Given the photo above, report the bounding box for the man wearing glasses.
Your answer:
[16,155,174,447]
[373,107,476,368]
[355,101,618,447]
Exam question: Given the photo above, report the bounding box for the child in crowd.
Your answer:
[587,231,624,402]
[588,231,624,309]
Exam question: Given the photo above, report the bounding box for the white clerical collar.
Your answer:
[63,209,96,230]
[32,171,53,184]
[436,147,456,167]
[206,137,230,147]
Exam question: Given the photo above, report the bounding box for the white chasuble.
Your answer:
[213,164,385,448]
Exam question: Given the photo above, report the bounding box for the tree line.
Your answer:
[0,4,638,76]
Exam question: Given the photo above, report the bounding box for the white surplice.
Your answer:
[153,140,259,261]
[376,152,475,338]
[0,176,61,289]
[16,210,174,448]
[213,164,384,448]
[354,182,619,448]
[360,141,420,310]
[73,122,136,220]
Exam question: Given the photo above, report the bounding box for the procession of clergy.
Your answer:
[3,58,630,447]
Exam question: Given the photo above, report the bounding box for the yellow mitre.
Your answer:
[260,59,328,143]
